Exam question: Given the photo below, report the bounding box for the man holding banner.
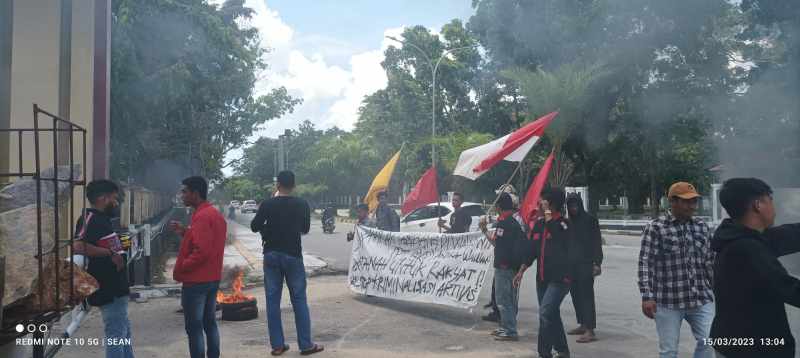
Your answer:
[375,191,400,232]
[480,193,531,341]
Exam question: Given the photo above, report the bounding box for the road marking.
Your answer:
[335,305,379,350]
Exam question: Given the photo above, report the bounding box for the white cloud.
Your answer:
[275,51,351,101]
[215,4,436,175]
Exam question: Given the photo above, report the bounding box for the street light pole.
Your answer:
[386,36,478,232]
[386,36,477,172]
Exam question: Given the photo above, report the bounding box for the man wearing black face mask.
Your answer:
[72,179,134,358]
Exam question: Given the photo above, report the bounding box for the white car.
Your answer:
[229,200,241,209]
[241,200,258,213]
[400,202,486,233]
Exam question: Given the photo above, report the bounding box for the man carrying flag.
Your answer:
[516,187,575,358]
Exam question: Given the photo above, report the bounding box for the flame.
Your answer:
[216,270,255,304]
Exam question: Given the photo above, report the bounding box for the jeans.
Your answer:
[99,295,134,358]
[494,268,519,336]
[264,250,314,351]
[654,302,714,358]
[570,273,596,329]
[537,280,570,357]
[181,281,221,358]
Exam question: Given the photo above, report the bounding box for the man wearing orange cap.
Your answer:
[637,182,715,358]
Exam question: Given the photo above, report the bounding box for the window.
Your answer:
[404,206,451,222]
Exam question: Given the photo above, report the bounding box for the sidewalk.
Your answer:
[156,219,327,289]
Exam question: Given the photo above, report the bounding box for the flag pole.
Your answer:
[487,159,524,215]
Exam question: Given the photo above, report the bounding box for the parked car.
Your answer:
[241,200,258,213]
[400,202,486,233]
[229,200,241,209]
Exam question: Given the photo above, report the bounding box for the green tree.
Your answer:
[110,0,300,185]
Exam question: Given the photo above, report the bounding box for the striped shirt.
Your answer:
[637,214,715,309]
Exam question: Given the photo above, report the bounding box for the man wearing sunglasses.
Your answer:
[638,182,715,358]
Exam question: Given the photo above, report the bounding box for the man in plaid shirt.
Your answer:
[637,182,715,358]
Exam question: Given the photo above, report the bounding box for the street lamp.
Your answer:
[386,35,479,232]
[385,35,479,172]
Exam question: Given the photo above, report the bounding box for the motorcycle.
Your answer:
[322,216,335,234]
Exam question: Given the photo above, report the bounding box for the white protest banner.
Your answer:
[347,226,493,308]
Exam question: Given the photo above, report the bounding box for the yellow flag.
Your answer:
[364,148,402,212]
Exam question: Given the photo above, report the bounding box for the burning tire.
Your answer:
[219,299,258,321]
[217,269,259,321]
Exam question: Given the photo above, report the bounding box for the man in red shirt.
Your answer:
[171,176,227,358]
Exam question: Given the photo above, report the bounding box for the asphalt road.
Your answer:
[236,212,704,356]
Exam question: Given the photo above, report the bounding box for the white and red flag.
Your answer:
[453,112,557,180]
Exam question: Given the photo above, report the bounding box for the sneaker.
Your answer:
[489,328,505,336]
[493,332,519,341]
[554,352,570,358]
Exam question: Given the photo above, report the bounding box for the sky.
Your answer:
[216,0,475,176]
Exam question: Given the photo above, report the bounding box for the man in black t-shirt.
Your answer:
[374,191,400,232]
[439,192,472,233]
[73,180,133,358]
[250,171,324,356]
[480,193,530,341]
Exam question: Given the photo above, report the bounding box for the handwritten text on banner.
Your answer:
[347,226,493,308]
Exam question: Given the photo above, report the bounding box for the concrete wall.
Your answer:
[5,0,96,179]
[0,0,11,183]
[2,0,103,234]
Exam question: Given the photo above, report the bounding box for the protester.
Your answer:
[479,192,529,341]
[375,191,400,232]
[72,180,134,358]
[482,186,520,323]
[710,178,800,358]
[439,192,472,233]
[250,170,324,356]
[171,176,227,358]
[637,182,714,358]
[347,203,374,242]
[565,193,603,343]
[515,187,573,358]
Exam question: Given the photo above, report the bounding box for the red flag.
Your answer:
[519,151,555,226]
[469,111,558,176]
[401,167,439,215]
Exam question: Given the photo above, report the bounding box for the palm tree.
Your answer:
[505,62,606,187]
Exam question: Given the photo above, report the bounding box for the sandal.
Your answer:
[271,345,289,356]
[300,344,325,356]
[576,333,597,343]
[567,326,586,335]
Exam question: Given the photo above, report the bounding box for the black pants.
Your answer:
[569,274,596,330]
